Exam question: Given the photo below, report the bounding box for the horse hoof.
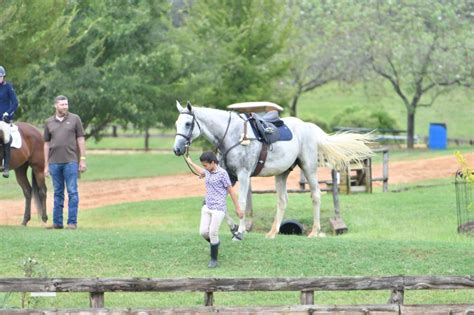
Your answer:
[21,222,28,227]
[308,231,326,238]
[232,232,243,241]
[265,232,276,239]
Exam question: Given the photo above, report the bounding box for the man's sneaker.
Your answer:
[67,224,77,230]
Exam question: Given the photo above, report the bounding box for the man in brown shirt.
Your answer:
[44,95,87,229]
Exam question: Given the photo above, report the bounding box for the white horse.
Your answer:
[173,101,373,239]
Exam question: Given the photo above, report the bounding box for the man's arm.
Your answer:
[77,136,87,172]
[43,142,50,177]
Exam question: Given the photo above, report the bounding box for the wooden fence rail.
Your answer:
[0,275,473,311]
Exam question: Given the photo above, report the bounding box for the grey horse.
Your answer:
[173,101,373,239]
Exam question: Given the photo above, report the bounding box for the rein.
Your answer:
[183,146,201,177]
[176,111,202,177]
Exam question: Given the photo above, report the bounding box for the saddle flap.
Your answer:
[245,113,291,145]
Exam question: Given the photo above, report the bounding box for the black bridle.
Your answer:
[176,110,202,176]
[175,110,201,148]
[177,109,251,179]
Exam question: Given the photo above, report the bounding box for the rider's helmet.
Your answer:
[0,66,5,77]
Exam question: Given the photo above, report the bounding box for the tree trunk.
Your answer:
[144,128,150,151]
[290,94,300,117]
[406,110,416,149]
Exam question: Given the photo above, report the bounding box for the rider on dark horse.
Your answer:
[0,65,19,178]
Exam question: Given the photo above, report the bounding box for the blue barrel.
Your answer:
[428,123,447,150]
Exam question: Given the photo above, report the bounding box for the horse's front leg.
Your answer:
[233,172,251,241]
[266,172,289,239]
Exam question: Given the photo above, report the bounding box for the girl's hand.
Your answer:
[236,209,244,219]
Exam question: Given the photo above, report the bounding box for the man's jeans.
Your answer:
[49,162,79,226]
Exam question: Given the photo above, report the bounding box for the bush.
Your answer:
[331,107,398,131]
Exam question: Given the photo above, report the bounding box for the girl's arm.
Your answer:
[228,185,243,219]
[184,156,205,177]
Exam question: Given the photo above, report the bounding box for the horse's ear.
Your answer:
[176,100,184,112]
[186,101,193,112]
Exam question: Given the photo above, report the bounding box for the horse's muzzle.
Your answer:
[173,147,184,156]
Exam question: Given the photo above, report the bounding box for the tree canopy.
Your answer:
[1,0,472,145]
[360,0,473,147]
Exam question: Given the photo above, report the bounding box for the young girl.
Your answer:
[185,151,243,268]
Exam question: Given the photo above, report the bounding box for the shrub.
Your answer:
[331,107,398,131]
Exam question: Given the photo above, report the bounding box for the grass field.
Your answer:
[1,177,473,308]
[86,135,175,150]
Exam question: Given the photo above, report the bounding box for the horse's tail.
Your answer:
[310,123,375,170]
[31,171,47,220]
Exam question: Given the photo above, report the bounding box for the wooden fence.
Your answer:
[0,276,473,314]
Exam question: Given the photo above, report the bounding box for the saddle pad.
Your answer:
[10,124,22,148]
[277,124,293,141]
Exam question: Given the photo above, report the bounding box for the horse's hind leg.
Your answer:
[303,166,325,238]
[31,165,48,224]
[14,165,32,226]
[266,171,290,239]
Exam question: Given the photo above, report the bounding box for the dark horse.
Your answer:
[0,122,48,225]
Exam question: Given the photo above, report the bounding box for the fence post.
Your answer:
[300,290,314,305]
[204,291,214,306]
[89,292,104,308]
[388,289,404,304]
[382,150,389,192]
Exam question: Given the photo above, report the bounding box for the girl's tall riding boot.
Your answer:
[2,142,11,178]
[208,242,219,268]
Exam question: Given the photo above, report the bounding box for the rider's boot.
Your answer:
[2,141,11,178]
[208,242,219,268]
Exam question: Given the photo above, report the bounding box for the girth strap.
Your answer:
[252,143,268,177]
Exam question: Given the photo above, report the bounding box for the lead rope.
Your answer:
[183,146,201,177]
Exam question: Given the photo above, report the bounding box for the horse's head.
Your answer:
[173,100,201,156]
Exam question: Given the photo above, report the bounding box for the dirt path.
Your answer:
[1,153,472,225]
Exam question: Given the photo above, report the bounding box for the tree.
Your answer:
[362,1,473,148]
[0,0,76,119]
[285,1,367,116]
[21,0,183,141]
[179,0,293,108]
[0,0,74,81]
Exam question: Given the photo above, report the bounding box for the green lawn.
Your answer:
[1,178,473,308]
[297,83,474,140]
[86,135,175,150]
